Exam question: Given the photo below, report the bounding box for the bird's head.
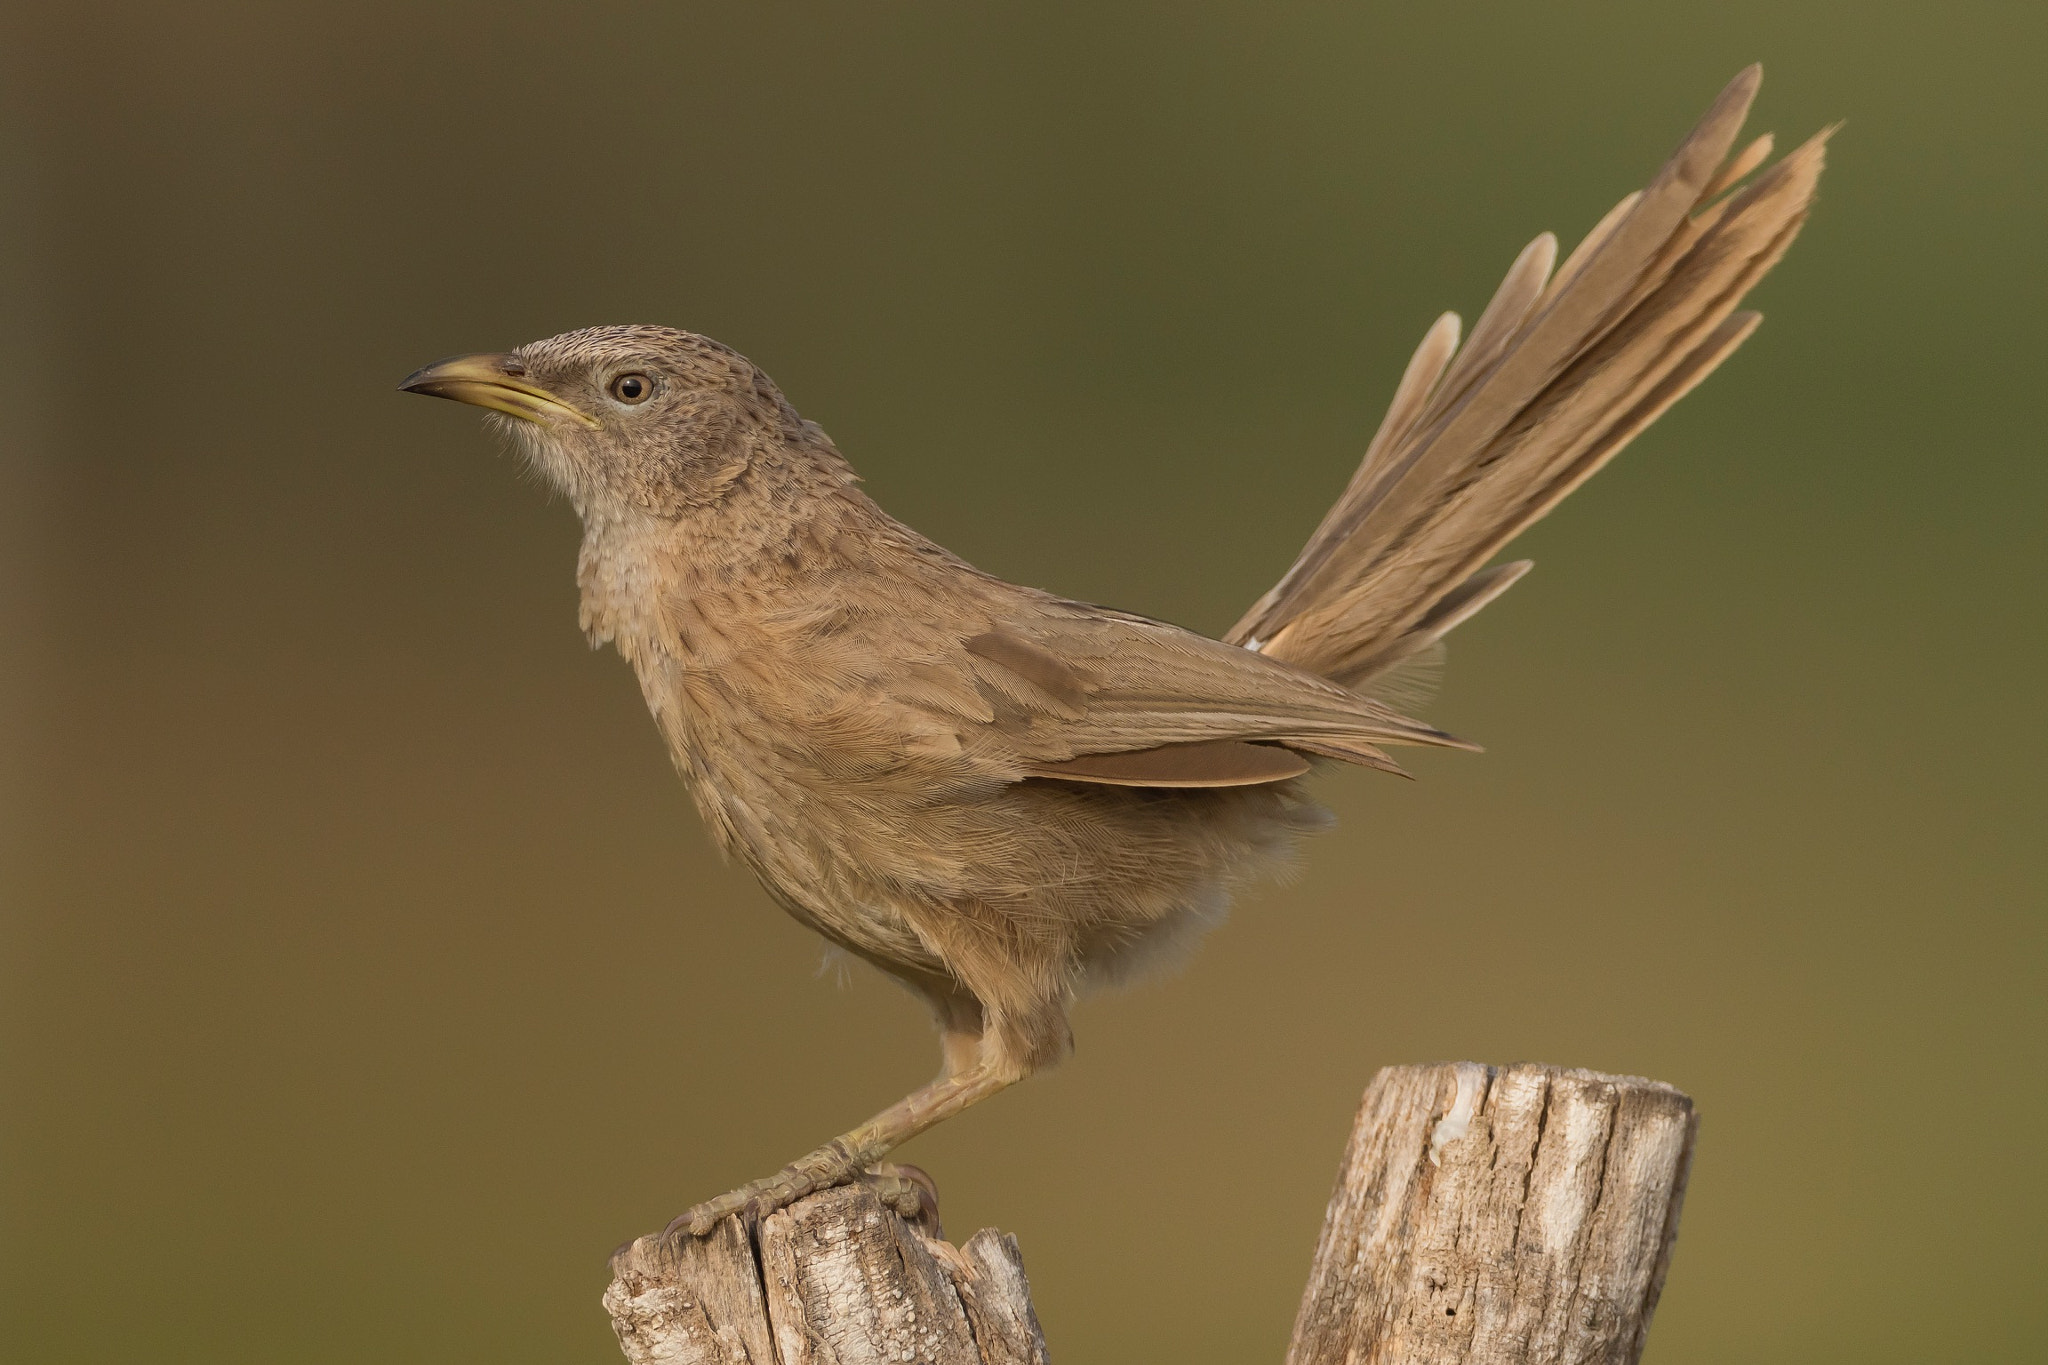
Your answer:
[401,325,813,519]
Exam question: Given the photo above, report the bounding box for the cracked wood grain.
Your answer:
[605,1184,1048,1365]
[1286,1062,1697,1365]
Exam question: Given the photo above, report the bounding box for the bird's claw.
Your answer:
[660,1154,942,1242]
[862,1161,943,1236]
[659,1172,806,1241]
[661,1141,858,1241]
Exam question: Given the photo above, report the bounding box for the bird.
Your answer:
[401,67,1826,1239]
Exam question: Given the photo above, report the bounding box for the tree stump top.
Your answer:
[1288,1062,1698,1365]
[606,1184,1049,1365]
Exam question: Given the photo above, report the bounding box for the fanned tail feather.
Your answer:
[1229,66,1829,693]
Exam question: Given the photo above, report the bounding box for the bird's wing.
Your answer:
[877,66,1828,791]
[1229,66,1830,688]
[910,606,1474,788]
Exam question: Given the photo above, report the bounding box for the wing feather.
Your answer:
[1027,740,1311,788]
[908,613,1474,789]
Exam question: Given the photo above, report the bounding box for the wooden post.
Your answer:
[605,1182,1049,1365]
[602,1062,1695,1364]
[1288,1063,1697,1365]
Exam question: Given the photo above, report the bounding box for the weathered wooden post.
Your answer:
[603,1062,1696,1364]
[1287,1063,1696,1365]
[605,1183,1048,1365]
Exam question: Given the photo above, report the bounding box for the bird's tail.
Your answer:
[1228,66,1829,693]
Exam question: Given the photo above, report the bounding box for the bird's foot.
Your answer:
[662,1142,942,1241]
[658,1156,938,1241]
[863,1161,943,1237]
[662,1140,858,1240]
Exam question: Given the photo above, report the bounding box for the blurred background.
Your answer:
[3,3,2042,1362]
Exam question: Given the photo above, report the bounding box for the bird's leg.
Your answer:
[855,999,981,1227]
[664,1053,1020,1239]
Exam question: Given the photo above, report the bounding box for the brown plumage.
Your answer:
[401,67,1828,1236]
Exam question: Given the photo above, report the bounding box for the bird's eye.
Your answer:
[607,372,653,404]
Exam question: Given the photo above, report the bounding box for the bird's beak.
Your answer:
[398,353,600,429]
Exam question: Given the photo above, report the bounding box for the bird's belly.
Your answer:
[759,875,940,977]
[718,757,1324,982]
[649,654,1325,993]
[673,743,953,977]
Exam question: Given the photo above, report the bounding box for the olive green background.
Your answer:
[4,3,2041,1362]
